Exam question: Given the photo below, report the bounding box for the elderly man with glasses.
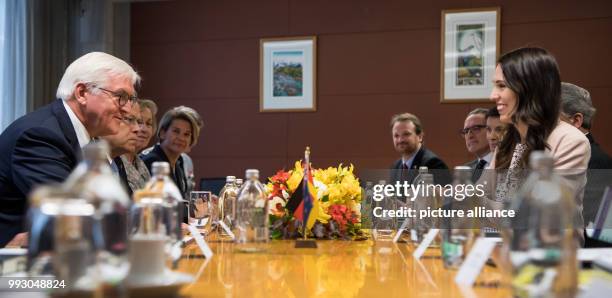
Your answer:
[461,108,492,182]
[0,52,140,247]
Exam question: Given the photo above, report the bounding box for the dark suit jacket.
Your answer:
[0,99,81,247]
[390,146,452,187]
[140,144,189,223]
[587,134,612,170]
[464,159,479,169]
[140,144,188,200]
[464,158,490,182]
[584,134,612,248]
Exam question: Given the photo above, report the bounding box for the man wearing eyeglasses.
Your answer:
[461,108,492,182]
[0,52,140,247]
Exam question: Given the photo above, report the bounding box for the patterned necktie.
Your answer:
[472,159,487,182]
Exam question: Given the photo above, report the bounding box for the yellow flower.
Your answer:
[340,174,362,203]
[265,183,274,194]
[315,200,331,224]
[286,160,304,192]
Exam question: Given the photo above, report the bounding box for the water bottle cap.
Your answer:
[453,166,472,181]
[83,139,109,161]
[245,169,259,179]
[152,162,170,175]
[529,151,554,169]
[454,166,471,171]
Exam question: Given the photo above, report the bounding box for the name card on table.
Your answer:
[578,248,612,262]
[454,237,501,286]
[412,229,439,259]
[187,224,214,259]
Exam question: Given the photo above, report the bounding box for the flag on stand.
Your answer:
[285,148,319,230]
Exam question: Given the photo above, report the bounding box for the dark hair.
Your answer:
[495,47,561,169]
[485,106,500,120]
[390,113,423,135]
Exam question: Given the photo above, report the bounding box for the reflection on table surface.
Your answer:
[177,239,510,298]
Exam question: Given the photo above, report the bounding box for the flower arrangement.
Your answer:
[266,161,364,239]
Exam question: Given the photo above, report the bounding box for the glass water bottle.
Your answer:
[235,169,269,249]
[373,180,396,241]
[507,151,578,298]
[412,169,440,245]
[218,176,239,232]
[441,166,477,269]
[143,161,186,244]
[62,140,130,289]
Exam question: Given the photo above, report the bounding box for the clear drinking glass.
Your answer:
[188,191,213,234]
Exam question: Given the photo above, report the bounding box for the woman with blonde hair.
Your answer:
[140,106,203,199]
[117,99,158,195]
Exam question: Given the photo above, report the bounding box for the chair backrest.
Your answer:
[199,177,227,196]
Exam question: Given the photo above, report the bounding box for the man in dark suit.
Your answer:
[560,82,612,247]
[390,113,451,188]
[0,52,140,247]
[461,108,492,182]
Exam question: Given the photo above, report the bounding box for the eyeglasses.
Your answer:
[122,116,144,127]
[459,124,486,136]
[93,86,137,107]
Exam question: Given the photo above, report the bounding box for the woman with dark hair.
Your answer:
[485,47,590,234]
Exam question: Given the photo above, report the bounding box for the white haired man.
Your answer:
[0,52,140,247]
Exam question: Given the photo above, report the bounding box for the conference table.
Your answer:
[177,238,510,297]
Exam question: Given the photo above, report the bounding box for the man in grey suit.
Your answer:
[461,108,492,182]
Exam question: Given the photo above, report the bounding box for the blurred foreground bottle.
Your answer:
[142,161,186,244]
[62,141,130,295]
[441,166,477,269]
[235,169,269,251]
[28,185,100,294]
[126,191,171,287]
[506,151,578,298]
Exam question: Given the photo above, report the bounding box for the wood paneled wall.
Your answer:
[130,0,612,182]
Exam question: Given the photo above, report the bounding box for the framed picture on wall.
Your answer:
[440,7,500,103]
[260,36,317,112]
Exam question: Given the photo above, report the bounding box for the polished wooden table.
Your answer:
[177,239,510,298]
